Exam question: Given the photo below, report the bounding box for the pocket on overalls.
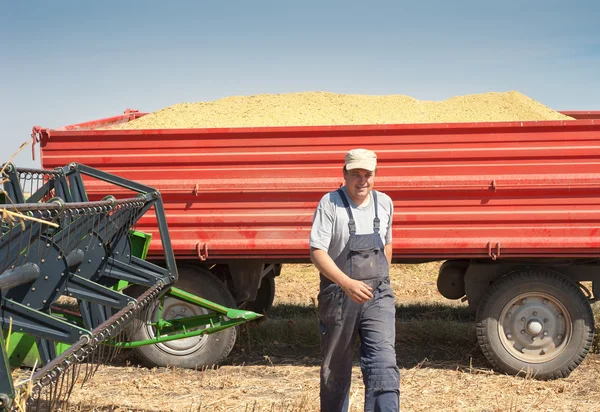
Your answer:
[349,247,381,279]
[318,284,342,326]
[376,281,396,316]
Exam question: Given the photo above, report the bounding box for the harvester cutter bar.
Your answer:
[10,281,166,412]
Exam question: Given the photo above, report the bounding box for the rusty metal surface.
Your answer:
[38,113,600,261]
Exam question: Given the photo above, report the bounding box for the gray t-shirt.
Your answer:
[309,186,393,261]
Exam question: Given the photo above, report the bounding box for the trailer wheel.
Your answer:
[244,264,280,313]
[476,271,594,379]
[129,265,237,369]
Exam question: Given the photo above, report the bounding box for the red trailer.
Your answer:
[34,110,600,378]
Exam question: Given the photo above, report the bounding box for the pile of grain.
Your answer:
[110,91,573,130]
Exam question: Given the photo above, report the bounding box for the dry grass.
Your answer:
[275,262,450,306]
[64,357,600,412]
[18,262,600,411]
[66,364,323,411]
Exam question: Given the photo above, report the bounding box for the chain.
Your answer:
[10,281,166,410]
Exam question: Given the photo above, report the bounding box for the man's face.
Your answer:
[344,168,375,203]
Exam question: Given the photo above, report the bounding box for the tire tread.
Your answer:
[475,270,594,380]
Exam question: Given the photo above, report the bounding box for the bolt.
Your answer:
[69,293,73,297]
[57,255,62,260]
[558,335,563,340]
[61,273,64,276]
[506,333,512,339]
[41,259,45,263]
[522,298,527,304]
[44,276,48,280]
[26,303,30,307]
[544,331,548,336]
[558,314,563,319]
[507,312,512,317]
[533,311,538,316]
[544,318,549,323]
[31,287,35,291]
[77,268,81,272]
[56,288,60,292]
[88,259,92,263]
[521,317,526,322]
[42,300,47,304]
[521,330,526,334]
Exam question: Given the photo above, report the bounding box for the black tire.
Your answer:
[244,273,276,313]
[476,270,594,379]
[129,265,237,369]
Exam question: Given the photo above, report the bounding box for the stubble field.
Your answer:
[53,262,600,411]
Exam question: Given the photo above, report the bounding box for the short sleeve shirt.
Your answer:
[309,186,393,261]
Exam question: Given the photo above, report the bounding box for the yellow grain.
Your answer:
[108,91,573,130]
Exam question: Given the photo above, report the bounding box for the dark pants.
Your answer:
[319,279,399,412]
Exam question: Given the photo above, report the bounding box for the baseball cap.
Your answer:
[344,148,377,171]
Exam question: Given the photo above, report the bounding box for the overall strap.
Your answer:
[338,189,381,235]
[372,190,380,234]
[336,189,356,235]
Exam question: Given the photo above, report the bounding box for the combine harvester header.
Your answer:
[0,162,259,411]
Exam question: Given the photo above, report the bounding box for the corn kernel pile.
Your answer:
[109,91,572,129]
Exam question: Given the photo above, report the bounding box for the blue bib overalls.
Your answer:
[318,189,400,412]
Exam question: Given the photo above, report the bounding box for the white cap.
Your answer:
[344,148,377,171]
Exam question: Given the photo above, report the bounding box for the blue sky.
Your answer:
[1,0,599,168]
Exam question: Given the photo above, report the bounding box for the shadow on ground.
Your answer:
[92,302,490,372]
[221,302,490,371]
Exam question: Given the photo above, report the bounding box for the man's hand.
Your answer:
[340,278,374,304]
[311,247,374,304]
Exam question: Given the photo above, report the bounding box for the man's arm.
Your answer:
[311,247,373,304]
[385,243,392,266]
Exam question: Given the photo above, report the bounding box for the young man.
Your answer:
[310,148,399,412]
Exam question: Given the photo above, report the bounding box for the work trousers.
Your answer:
[319,279,399,412]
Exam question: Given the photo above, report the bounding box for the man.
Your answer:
[310,148,399,412]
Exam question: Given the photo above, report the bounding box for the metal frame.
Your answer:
[1,162,260,411]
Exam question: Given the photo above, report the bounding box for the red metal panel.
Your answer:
[37,114,600,261]
[560,111,600,120]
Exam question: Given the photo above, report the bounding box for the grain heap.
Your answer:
[110,91,573,129]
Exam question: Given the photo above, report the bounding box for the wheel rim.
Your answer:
[499,292,572,364]
[146,296,211,356]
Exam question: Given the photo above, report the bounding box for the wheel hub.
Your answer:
[499,292,571,363]
[526,320,543,335]
[146,296,211,356]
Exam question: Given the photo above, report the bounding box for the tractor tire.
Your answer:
[128,265,237,369]
[476,270,594,379]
